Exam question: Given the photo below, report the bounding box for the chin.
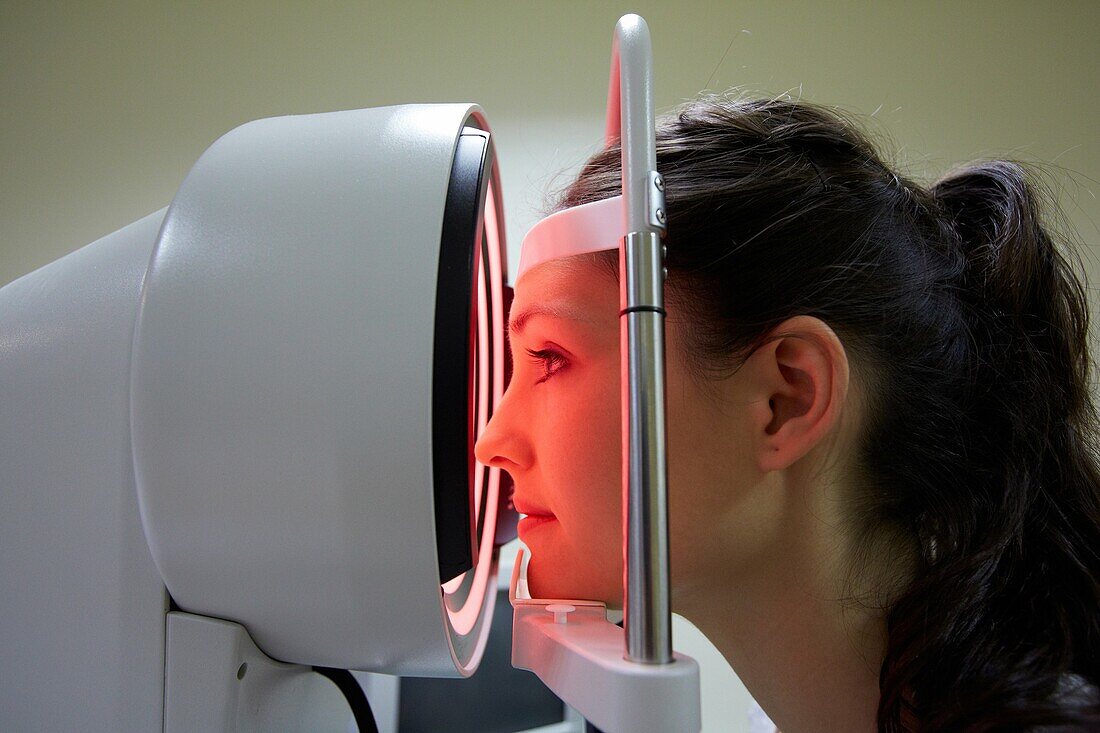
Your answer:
[525,551,622,605]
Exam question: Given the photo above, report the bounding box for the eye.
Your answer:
[525,347,568,384]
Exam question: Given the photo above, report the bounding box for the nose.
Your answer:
[474,387,532,472]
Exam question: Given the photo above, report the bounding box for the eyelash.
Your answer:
[525,347,568,384]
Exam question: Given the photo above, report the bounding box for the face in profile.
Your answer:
[474,259,624,601]
[475,256,768,606]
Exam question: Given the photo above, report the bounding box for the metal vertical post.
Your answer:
[608,14,672,665]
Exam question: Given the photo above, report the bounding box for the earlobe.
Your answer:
[750,317,849,473]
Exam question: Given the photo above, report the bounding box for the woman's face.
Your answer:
[474,257,766,605]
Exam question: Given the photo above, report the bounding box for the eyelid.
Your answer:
[529,339,573,359]
[525,345,569,384]
[511,335,574,359]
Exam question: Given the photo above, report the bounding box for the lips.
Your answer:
[517,514,557,534]
[512,495,556,536]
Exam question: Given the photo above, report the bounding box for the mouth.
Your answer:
[512,494,556,536]
[517,513,557,535]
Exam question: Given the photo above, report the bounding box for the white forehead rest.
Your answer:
[517,194,624,281]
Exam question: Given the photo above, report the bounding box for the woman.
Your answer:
[475,95,1100,731]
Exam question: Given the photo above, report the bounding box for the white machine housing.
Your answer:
[132,102,508,675]
[0,103,511,729]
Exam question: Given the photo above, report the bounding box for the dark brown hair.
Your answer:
[556,94,1100,730]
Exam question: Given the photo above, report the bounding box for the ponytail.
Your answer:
[934,161,1090,402]
[877,162,1100,730]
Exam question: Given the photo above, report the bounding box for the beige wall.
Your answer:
[2,2,1097,731]
[2,1,1097,289]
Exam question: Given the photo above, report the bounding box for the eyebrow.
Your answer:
[508,303,592,337]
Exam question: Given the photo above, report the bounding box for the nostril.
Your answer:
[479,452,514,471]
[474,445,508,472]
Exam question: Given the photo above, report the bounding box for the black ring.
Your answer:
[620,305,666,316]
[433,128,490,584]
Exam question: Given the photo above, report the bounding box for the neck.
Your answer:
[676,475,889,732]
[688,575,884,732]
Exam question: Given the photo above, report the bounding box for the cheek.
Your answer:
[526,364,624,601]
[664,358,735,565]
[540,372,621,542]
[664,359,767,591]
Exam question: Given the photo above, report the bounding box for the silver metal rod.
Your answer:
[611,13,672,665]
[621,232,672,664]
[611,16,658,234]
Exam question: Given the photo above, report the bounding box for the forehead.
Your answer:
[510,257,618,331]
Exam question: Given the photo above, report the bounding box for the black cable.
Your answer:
[312,666,380,733]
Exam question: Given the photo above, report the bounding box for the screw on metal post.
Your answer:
[646,170,668,235]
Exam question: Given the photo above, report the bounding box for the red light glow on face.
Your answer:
[474,258,626,605]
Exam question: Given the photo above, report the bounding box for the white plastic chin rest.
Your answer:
[509,551,701,733]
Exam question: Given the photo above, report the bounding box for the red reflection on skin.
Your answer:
[475,260,625,604]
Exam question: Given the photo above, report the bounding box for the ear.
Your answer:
[741,316,850,472]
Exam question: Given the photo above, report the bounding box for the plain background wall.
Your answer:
[2,2,1097,731]
[3,2,1098,291]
